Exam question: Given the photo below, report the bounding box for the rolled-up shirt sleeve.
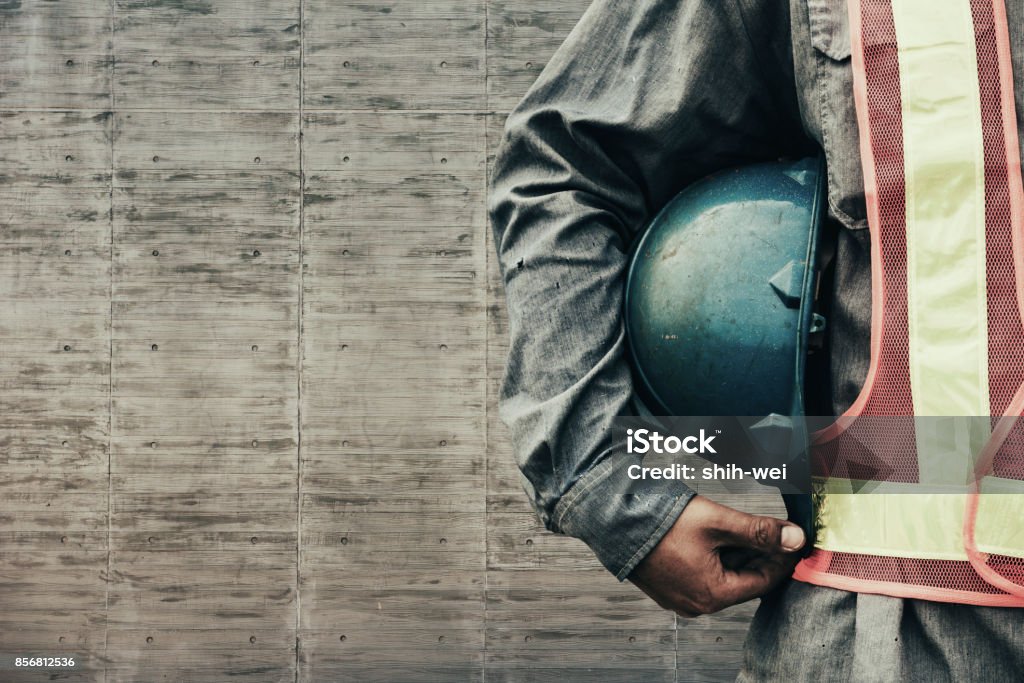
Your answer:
[488,0,807,580]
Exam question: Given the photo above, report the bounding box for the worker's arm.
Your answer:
[488,0,811,611]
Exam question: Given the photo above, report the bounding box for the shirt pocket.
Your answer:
[805,0,868,230]
[807,0,851,60]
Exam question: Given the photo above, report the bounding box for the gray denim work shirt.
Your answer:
[489,0,1024,581]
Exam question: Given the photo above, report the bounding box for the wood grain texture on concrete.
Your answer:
[0,0,783,680]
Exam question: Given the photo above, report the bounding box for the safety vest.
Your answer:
[791,0,1024,605]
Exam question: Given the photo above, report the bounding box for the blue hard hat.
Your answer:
[625,156,828,420]
[624,157,827,543]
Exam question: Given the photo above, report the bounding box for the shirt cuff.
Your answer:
[552,453,696,581]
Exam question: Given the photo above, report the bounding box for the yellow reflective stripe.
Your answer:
[975,491,1024,556]
[817,492,968,560]
[814,477,1024,560]
[814,474,968,495]
[914,417,990,487]
[896,0,989,431]
[974,477,1024,557]
[816,0,991,560]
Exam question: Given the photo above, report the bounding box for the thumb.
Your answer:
[716,509,806,554]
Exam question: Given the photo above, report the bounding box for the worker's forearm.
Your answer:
[489,0,803,578]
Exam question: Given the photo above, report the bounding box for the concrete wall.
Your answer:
[0,1,777,680]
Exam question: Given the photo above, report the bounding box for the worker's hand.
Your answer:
[628,495,805,617]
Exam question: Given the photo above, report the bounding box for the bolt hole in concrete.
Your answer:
[152,155,159,163]
[152,249,159,256]
[341,440,349,447]
[249,636,256,644]
[343,61,350,68]
[152,59,159,66]
[150,441,157,449]
[254,156,261,163]
[253,249,261,257]
[339,635,347,642]
[340,537,349,545]
[439,538,447,545]
[252,440,259,448]
[251,345,258,352]
[64,249,72,256]
[62,441,69,447]
[438,636,445,643]
[146,637,153,644]
[63,345,71,351]
[65,59,73,67]
[151,344,158,351]
[343,155,350,163]
[65,155,73,162]
[60,536,67,544]
[252,60,259,67]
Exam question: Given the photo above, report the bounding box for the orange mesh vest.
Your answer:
[791,0,1024,605]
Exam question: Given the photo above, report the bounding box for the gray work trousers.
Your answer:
[738,580,1024,681]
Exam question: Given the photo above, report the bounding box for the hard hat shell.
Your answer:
[624,157,827,419]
